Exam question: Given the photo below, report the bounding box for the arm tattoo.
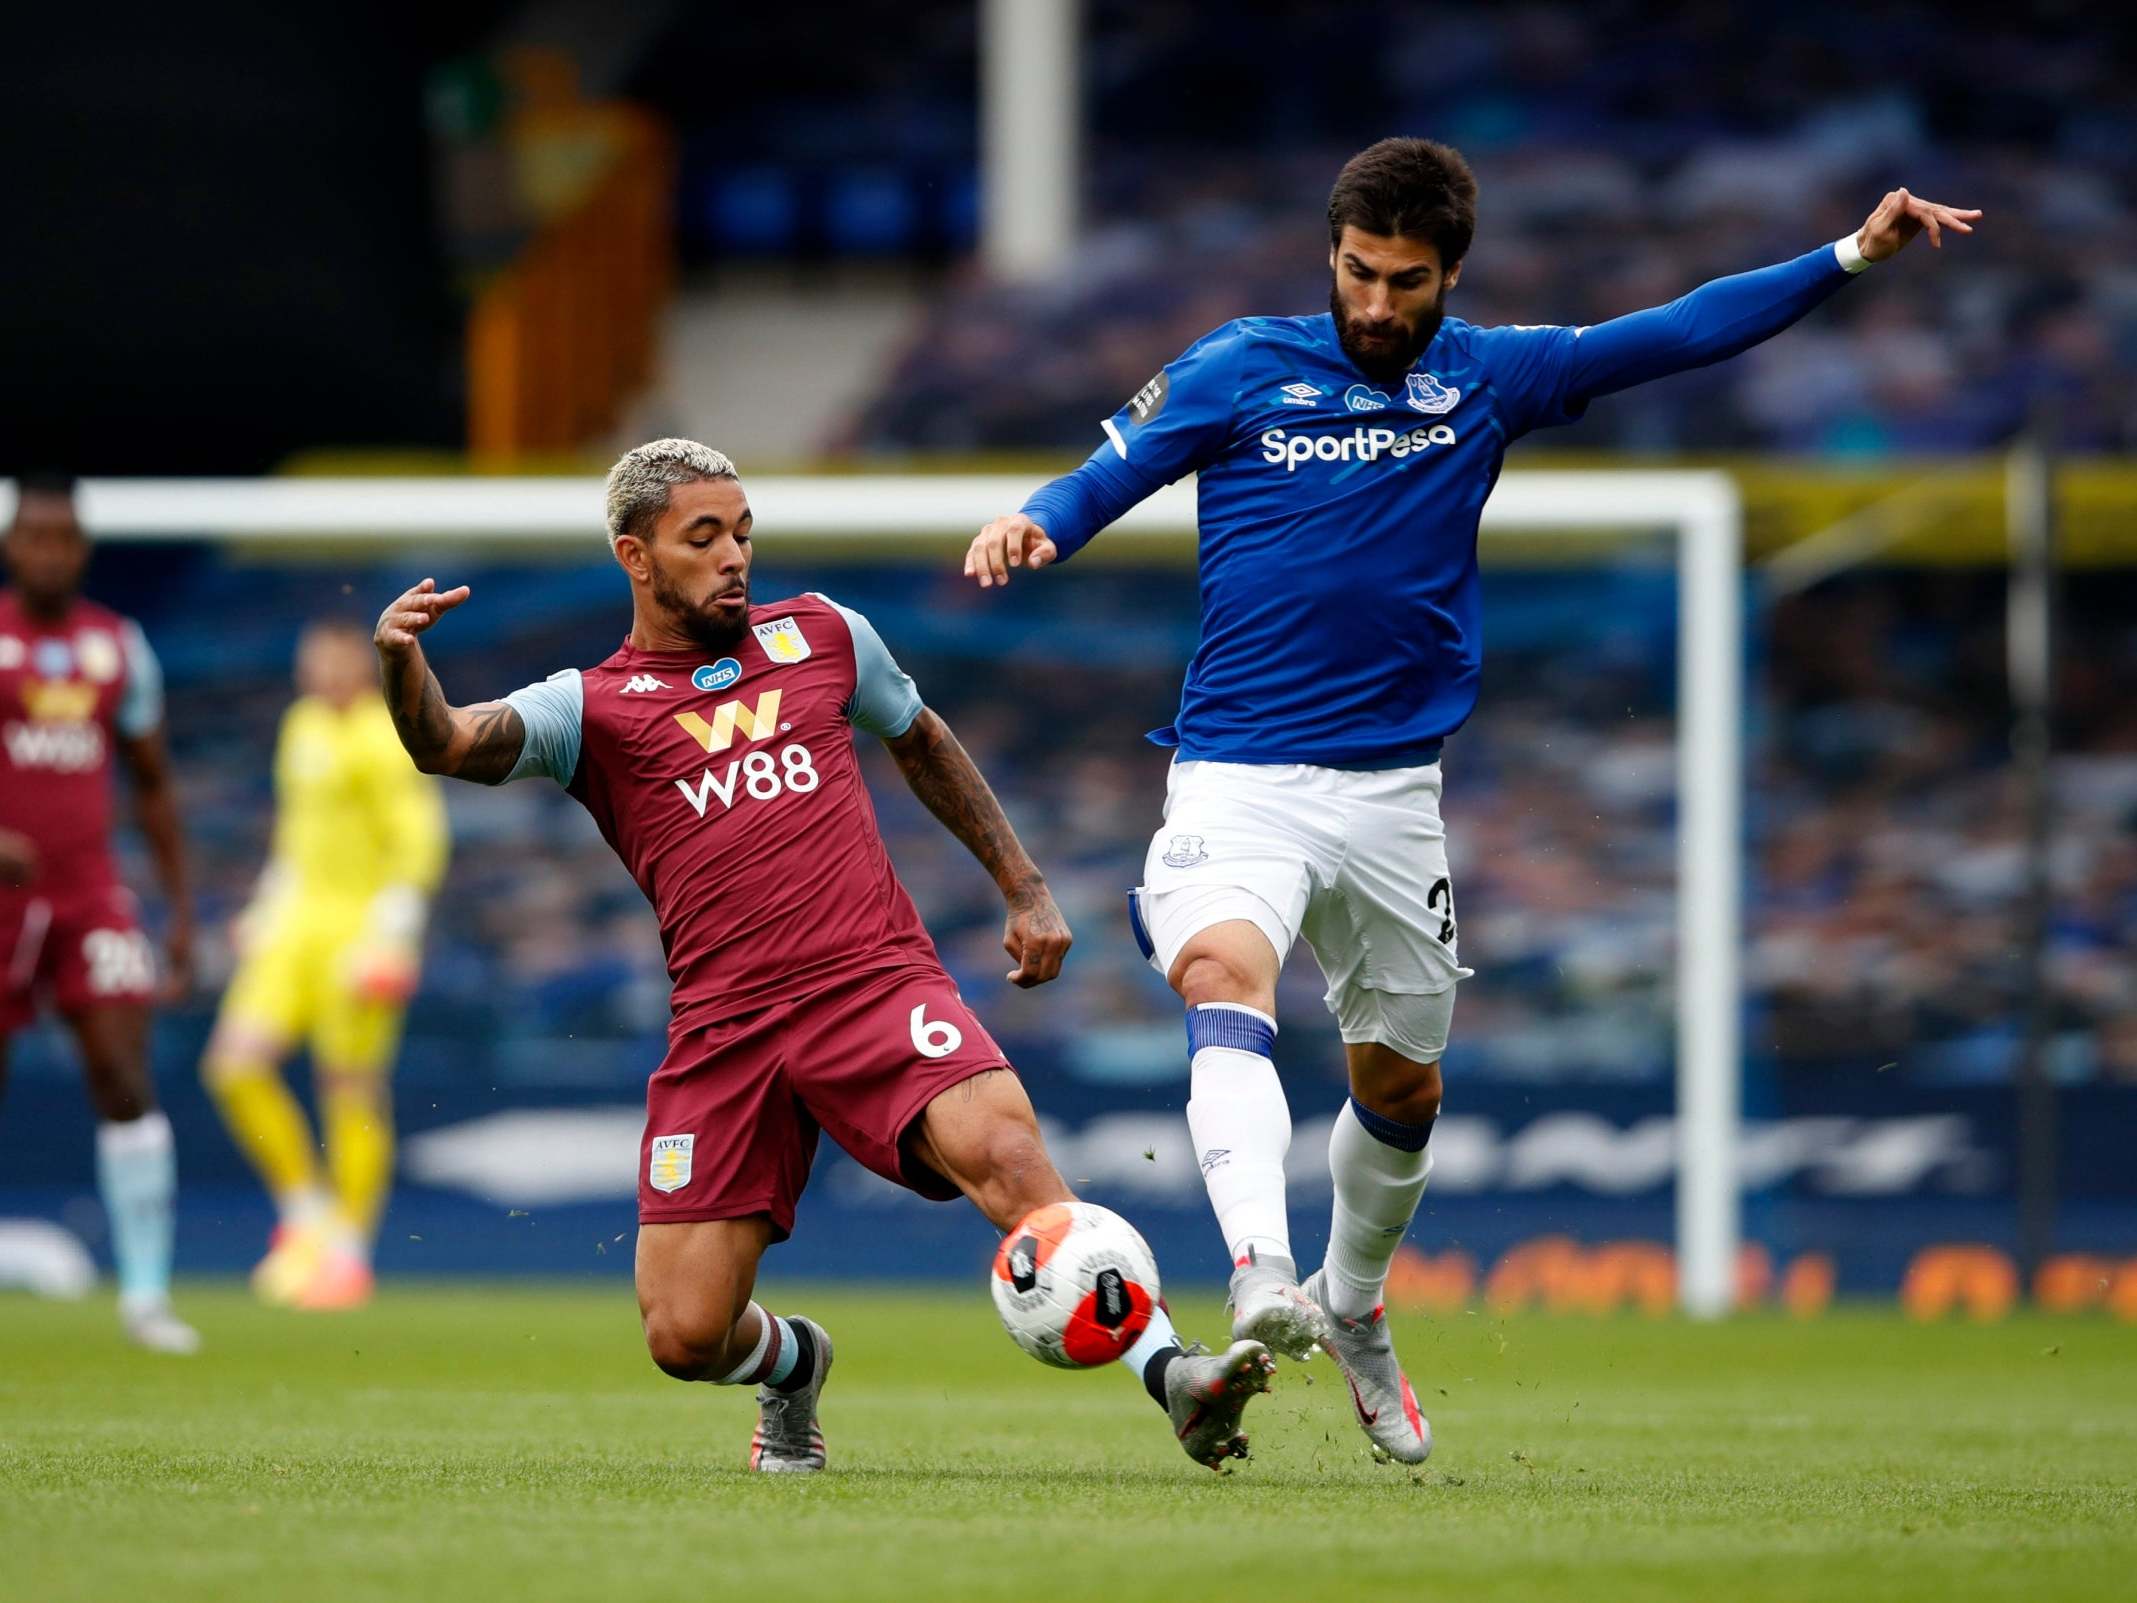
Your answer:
[454,702,527,785]
[888,708,1042,898]
[380,641,526,784]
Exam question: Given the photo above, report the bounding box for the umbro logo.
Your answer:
[621,674,673,694]
[1278,380,1325,407]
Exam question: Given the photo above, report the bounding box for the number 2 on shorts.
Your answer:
[909,1002,964,1059]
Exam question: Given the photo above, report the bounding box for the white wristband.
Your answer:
[1833,232,1871,274]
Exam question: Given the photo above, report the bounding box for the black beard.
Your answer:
[1329,282,1447,385]
[648,558,748,651]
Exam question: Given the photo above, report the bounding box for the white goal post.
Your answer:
[8,470,1746,1317]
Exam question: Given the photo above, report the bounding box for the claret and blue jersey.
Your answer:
[1021,240,1863,769]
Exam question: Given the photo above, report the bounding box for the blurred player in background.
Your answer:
[0,473,197,1353]
[201,619,447,1311]
[969,140,1979,1463]
[371,440,1275,1473]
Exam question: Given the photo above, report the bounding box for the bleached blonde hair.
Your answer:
[603,438,738,551]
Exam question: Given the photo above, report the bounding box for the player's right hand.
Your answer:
[964,515,1057,588]
[0,828,37,887]
[375,578,472,654]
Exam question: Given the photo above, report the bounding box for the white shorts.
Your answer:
[1129,758,1473,1063]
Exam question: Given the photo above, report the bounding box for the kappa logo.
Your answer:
[1404,372,1461,414]
[672,689,784,754]
[648,1133,694,1194]
[1278,381,1325,407]
[1345,384,1391,412]
[691,658,742,693]
[752,617,811,664]
[620,674,672,694]
[1162,833,1209,869]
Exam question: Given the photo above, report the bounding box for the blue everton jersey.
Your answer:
[1021,242,1857,768]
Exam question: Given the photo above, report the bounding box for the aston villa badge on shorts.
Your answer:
[752,617,811,665]
[648,1133,695,1194]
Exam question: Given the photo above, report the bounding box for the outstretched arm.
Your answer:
[884,706,1071,987]
[966,323,1246,586]
[1561,188,1980,406]
[374,578,526,784]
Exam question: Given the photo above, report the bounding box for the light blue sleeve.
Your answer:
[114,620,164,738]
[502,669,584,784]
[827,600,922,738]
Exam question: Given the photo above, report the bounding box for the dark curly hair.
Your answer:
[1327,138,1479,266]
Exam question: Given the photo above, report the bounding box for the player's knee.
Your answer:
[317,1067,387,1111]
[1354,1054,1441,1126]
[200,1025,274,1087]
[642,1307,739,1383]
[1172,950,1265,1009]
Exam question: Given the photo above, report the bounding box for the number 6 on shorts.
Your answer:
[909,1002,964,1059]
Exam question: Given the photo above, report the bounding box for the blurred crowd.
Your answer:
[49,554,2130,1103]
[839,2,2135,457]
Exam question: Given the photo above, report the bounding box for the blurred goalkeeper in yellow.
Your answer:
[202,620,448,1309]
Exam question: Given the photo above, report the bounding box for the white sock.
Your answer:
[1121,1301,1184,1409]
[96,1112,177,1314]
[1324,1097,1434,1318]
[1183,1003,1292,1267]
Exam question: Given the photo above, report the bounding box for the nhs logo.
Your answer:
[691,658,742,693]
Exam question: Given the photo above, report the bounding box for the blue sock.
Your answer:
[96,1112,176,1311]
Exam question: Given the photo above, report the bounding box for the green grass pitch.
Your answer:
[4,1283,2133,1602]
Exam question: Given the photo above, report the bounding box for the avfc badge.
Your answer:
[691,658,742,692]
[76,631,121,684]
[1404,372,1461,415]
[1161,833,1209,869]
[648,1133,695,1195]
[752,617,811,665]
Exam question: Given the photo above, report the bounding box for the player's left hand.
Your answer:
[159,917,195,1002]
[1855,188,1980,263]
[1002,881,1072,987]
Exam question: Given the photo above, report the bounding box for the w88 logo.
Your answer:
[673,743,821,817]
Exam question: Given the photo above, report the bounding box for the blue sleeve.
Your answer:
[1475,243,1856,437]
[501,669,584,785]
[114,620,163,738]
[1020,323,1247,560]
[826,599,923,738]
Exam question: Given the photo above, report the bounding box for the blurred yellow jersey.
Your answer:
[270,695,447,903]
[218,695,447,1068]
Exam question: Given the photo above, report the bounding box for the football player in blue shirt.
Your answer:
[965,138,1977,1463]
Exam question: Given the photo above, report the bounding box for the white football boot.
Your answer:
[1164,1339,1275,1469]
[1302,1269,1431,1463]
[1225,1247,1329,1361]
[748,1318,831,1473]
[121,1298,202,1356]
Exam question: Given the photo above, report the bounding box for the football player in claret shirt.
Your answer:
[0,473,197,1353]
[968,139,1979,1463]
[372,439,1273,1473]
